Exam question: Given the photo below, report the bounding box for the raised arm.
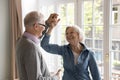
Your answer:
[45,13,60,35]
[41,13,63,55]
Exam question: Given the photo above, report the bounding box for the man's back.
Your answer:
[16,36,52,80]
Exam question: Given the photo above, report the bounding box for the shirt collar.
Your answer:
[68,42,88,51]
[23,32,40,44]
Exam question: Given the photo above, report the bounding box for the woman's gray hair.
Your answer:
[24,11,44,27]
[65,25,85,42]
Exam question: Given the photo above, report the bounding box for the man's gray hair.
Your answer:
[24,11,44,27]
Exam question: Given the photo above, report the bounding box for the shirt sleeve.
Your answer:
[41,34,64,55]
[88,51,101,80]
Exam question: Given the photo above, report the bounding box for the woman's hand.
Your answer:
[46,13,60,28]
[46,13,60,35]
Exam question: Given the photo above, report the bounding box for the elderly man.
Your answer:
[16,11,60,80]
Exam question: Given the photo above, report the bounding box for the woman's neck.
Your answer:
[71,43,83,54]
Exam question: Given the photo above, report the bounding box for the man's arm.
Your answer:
[24,44,60,80]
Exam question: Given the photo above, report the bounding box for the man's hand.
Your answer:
[55,69,62,80]
[46,13,60,28]
[50,69,62,80]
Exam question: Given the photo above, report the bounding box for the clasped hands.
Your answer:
[51,69,62,80]
[46,13,60,28]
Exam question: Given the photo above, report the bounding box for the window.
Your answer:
[38,1,75,79]
[82,0,120,79]
[83,0,104,79]
[22,0,120,79]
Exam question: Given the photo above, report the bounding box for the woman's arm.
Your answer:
[41,13,63,55]
[88,51,101,80]
[24,45,59,80]
[41,34,63,55]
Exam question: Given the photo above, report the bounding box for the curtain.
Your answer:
[9,0,23,80]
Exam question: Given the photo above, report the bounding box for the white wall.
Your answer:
[0,0,11,80]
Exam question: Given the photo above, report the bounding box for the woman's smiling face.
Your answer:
[65,27,80,45]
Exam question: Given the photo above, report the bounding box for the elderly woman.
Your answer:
[41,17,101,80]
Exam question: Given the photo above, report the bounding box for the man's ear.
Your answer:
[33,23,38,30]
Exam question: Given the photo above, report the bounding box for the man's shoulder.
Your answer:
[17,37,37,51]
